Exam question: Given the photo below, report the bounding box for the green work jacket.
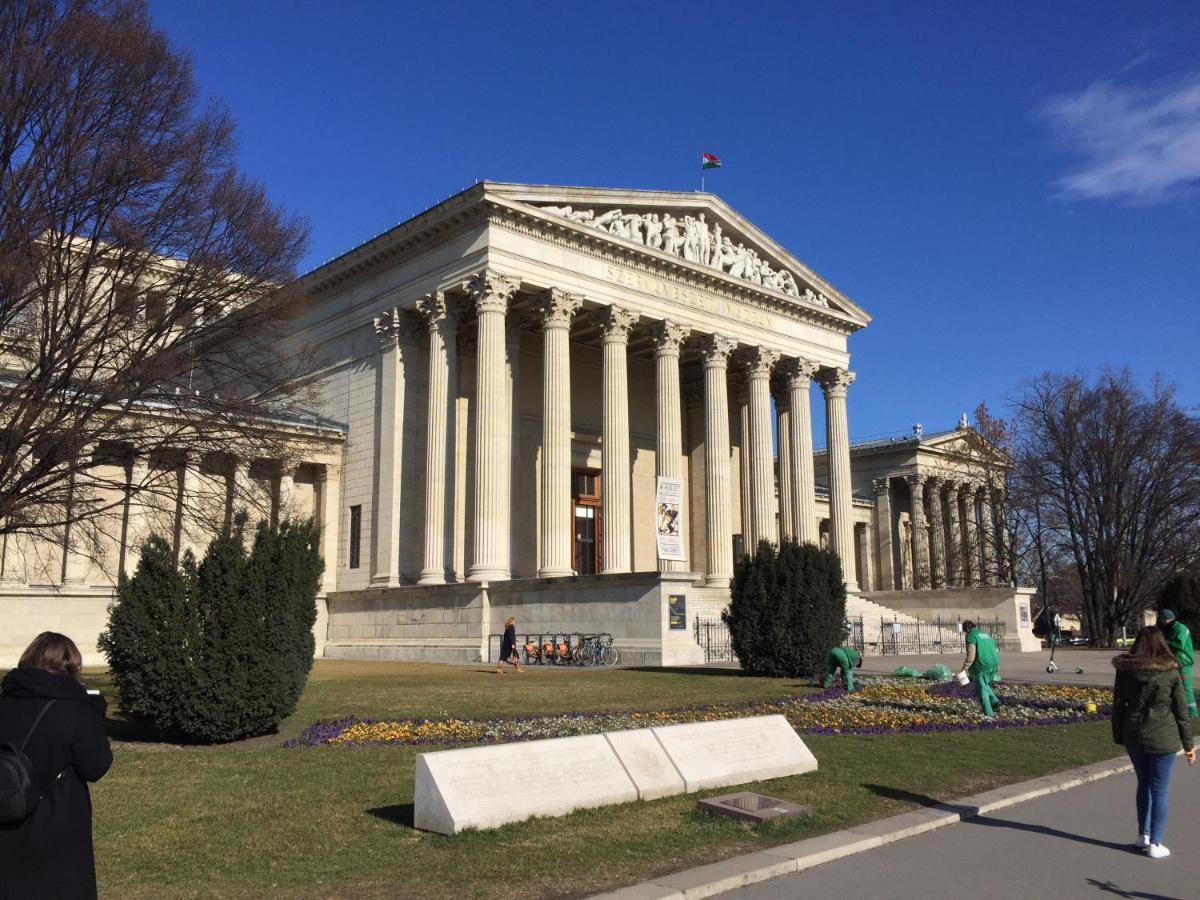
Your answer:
[966,627,999,673]
[830,646,860,670]
[1164,620,1195,668]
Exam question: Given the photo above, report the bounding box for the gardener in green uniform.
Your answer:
[823,645,863,691]
[1159,610,1196,718]
[957,620,1000,717]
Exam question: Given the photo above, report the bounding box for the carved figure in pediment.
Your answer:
[724,238,747,278]
[644,213,663,249]
[777,270,798,296]
[661,214,684,256]
[709,222,724,268]
[762,267,781,291]
[682,215,702,262]
[610,213,631,240]
[591,209,622,232]
[697,213,712,265]
[542,205,594,224]
[626,214,645,244]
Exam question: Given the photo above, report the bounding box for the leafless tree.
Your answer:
[0,1,315,567]
[1008,369,1200,646]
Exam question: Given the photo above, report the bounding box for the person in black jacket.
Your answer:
[0,632,112,900]
[495,617,523,674]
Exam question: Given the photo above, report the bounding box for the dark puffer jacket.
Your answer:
[0,668,112,900]
[1111,654,1195,755]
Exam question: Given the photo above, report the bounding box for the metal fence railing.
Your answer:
[693,617,735,662]
[875,617,1006,656]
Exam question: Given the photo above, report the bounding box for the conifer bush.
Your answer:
[100,516,323,743]
[723,538,848,677]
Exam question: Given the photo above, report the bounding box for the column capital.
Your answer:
[464,269,519,315]
[416,290,461,328]
[817,367,856,397]
[781,357,820,388]
[534,288,583,329]
[597,305,639,342]
[649,319,691,355]
[740,346,781,378]
[316,463,342,483]
[373,307,421,349]
[945,480,960,499]
[872,476,891,496]
[905,473,926,490]
[696,333,737,368]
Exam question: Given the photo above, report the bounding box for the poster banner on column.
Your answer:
[655,476,685,561]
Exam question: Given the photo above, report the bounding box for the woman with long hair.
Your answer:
[1112,625,1196,858]
[0,632,112,899]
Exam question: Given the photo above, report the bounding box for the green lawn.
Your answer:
[89,660,1136,899]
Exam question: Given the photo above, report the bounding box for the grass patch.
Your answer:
[89,660,1144,899]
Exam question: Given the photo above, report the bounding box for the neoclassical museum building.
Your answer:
[1,183,1036,666]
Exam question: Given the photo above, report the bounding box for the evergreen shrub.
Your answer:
[723,538,848,678]
[100,516,323,743]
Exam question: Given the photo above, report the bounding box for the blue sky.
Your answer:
[149,0,1200,443]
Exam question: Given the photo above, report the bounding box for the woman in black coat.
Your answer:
[495,616,523,674]
[0,632,113,900]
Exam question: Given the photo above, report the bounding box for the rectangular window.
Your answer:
[348,505,361,569]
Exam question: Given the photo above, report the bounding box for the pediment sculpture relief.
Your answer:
[538,205,830,307]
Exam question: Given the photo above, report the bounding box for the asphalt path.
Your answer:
[859,647,1124,686]
[726,766,1199,900]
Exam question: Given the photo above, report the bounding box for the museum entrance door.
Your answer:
[572,468,601,575]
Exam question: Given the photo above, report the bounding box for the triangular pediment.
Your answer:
[483,182,870,326]
[919,427,1010,467]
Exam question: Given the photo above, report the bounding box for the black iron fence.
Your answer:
[693,617,735,662]
[872,617,1006,656]
[846,617,865,654]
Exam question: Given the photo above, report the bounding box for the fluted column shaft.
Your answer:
[746,347,780,550]
[370,308,414,586]
[277,464,297,524]
[599,307,638,574]
[467,272,519,582]
[872,477,896,590]
[819,368,858,591]
[62,445,96,584]
[699,335,736,587]
[979,487,997,586]
[962,484,980,587]
[906,474,930,589]
[418,292,458,584]
[927,477,947,588]
[317,465,341,595]
[652,320,690,572]
[536,289,581,577]
[945,482,962,587]
[784,360,819,545]
[734,384,753,552]
[994,487,1014,585]
[775,388,793,542]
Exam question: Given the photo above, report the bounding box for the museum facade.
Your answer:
[0,182,1037,667]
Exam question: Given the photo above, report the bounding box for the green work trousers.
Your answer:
[823,652,855,691]
[972,666,999,717]
[1183,665,1197,718]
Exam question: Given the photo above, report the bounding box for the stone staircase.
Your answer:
[846,593,921,655]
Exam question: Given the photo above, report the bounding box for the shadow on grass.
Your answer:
[368,804,415,828]
[862,783,972,816]
[624,666,784,679]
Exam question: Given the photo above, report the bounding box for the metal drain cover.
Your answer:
[696,792,810,823]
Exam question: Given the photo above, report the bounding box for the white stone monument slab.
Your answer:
[604,728,685,800]
[413,733,638,835]
[650,714,817,792]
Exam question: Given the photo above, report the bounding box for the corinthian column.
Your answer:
[962,483,980,587]
[979,485,997,586]
[783,359,819,544]
[466,271,519,582]
[535,288,581,577]
[906,474,930,589]
[651,320,691,573]
[744,347,780,550]
[872,477,896,590]
[927,476,947,588]
[417,291,458,584]
[733,381,753,552]
[598,305,638,574]
[774,381,793,542]
[370,307,416,587]
[945,481,962,587]
[818,367,858,592]
[698,334,736,587]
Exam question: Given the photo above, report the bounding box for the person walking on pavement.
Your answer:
[956,620,1000,717]
[1112,625,1196,859]
[495,617,523,674]
[1157,609,1196,719]
[0,632,113,900]
[823,645,863,691]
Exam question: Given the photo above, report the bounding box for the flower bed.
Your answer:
[284,677,1112,748]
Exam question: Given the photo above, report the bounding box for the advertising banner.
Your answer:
[655,476,685,561]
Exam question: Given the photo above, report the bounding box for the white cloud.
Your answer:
[1039,72,1200,204]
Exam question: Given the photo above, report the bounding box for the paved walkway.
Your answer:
[860,647,1123,686]
[726,766,1198,900]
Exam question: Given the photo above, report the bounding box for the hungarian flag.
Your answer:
[701,152,722,170]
